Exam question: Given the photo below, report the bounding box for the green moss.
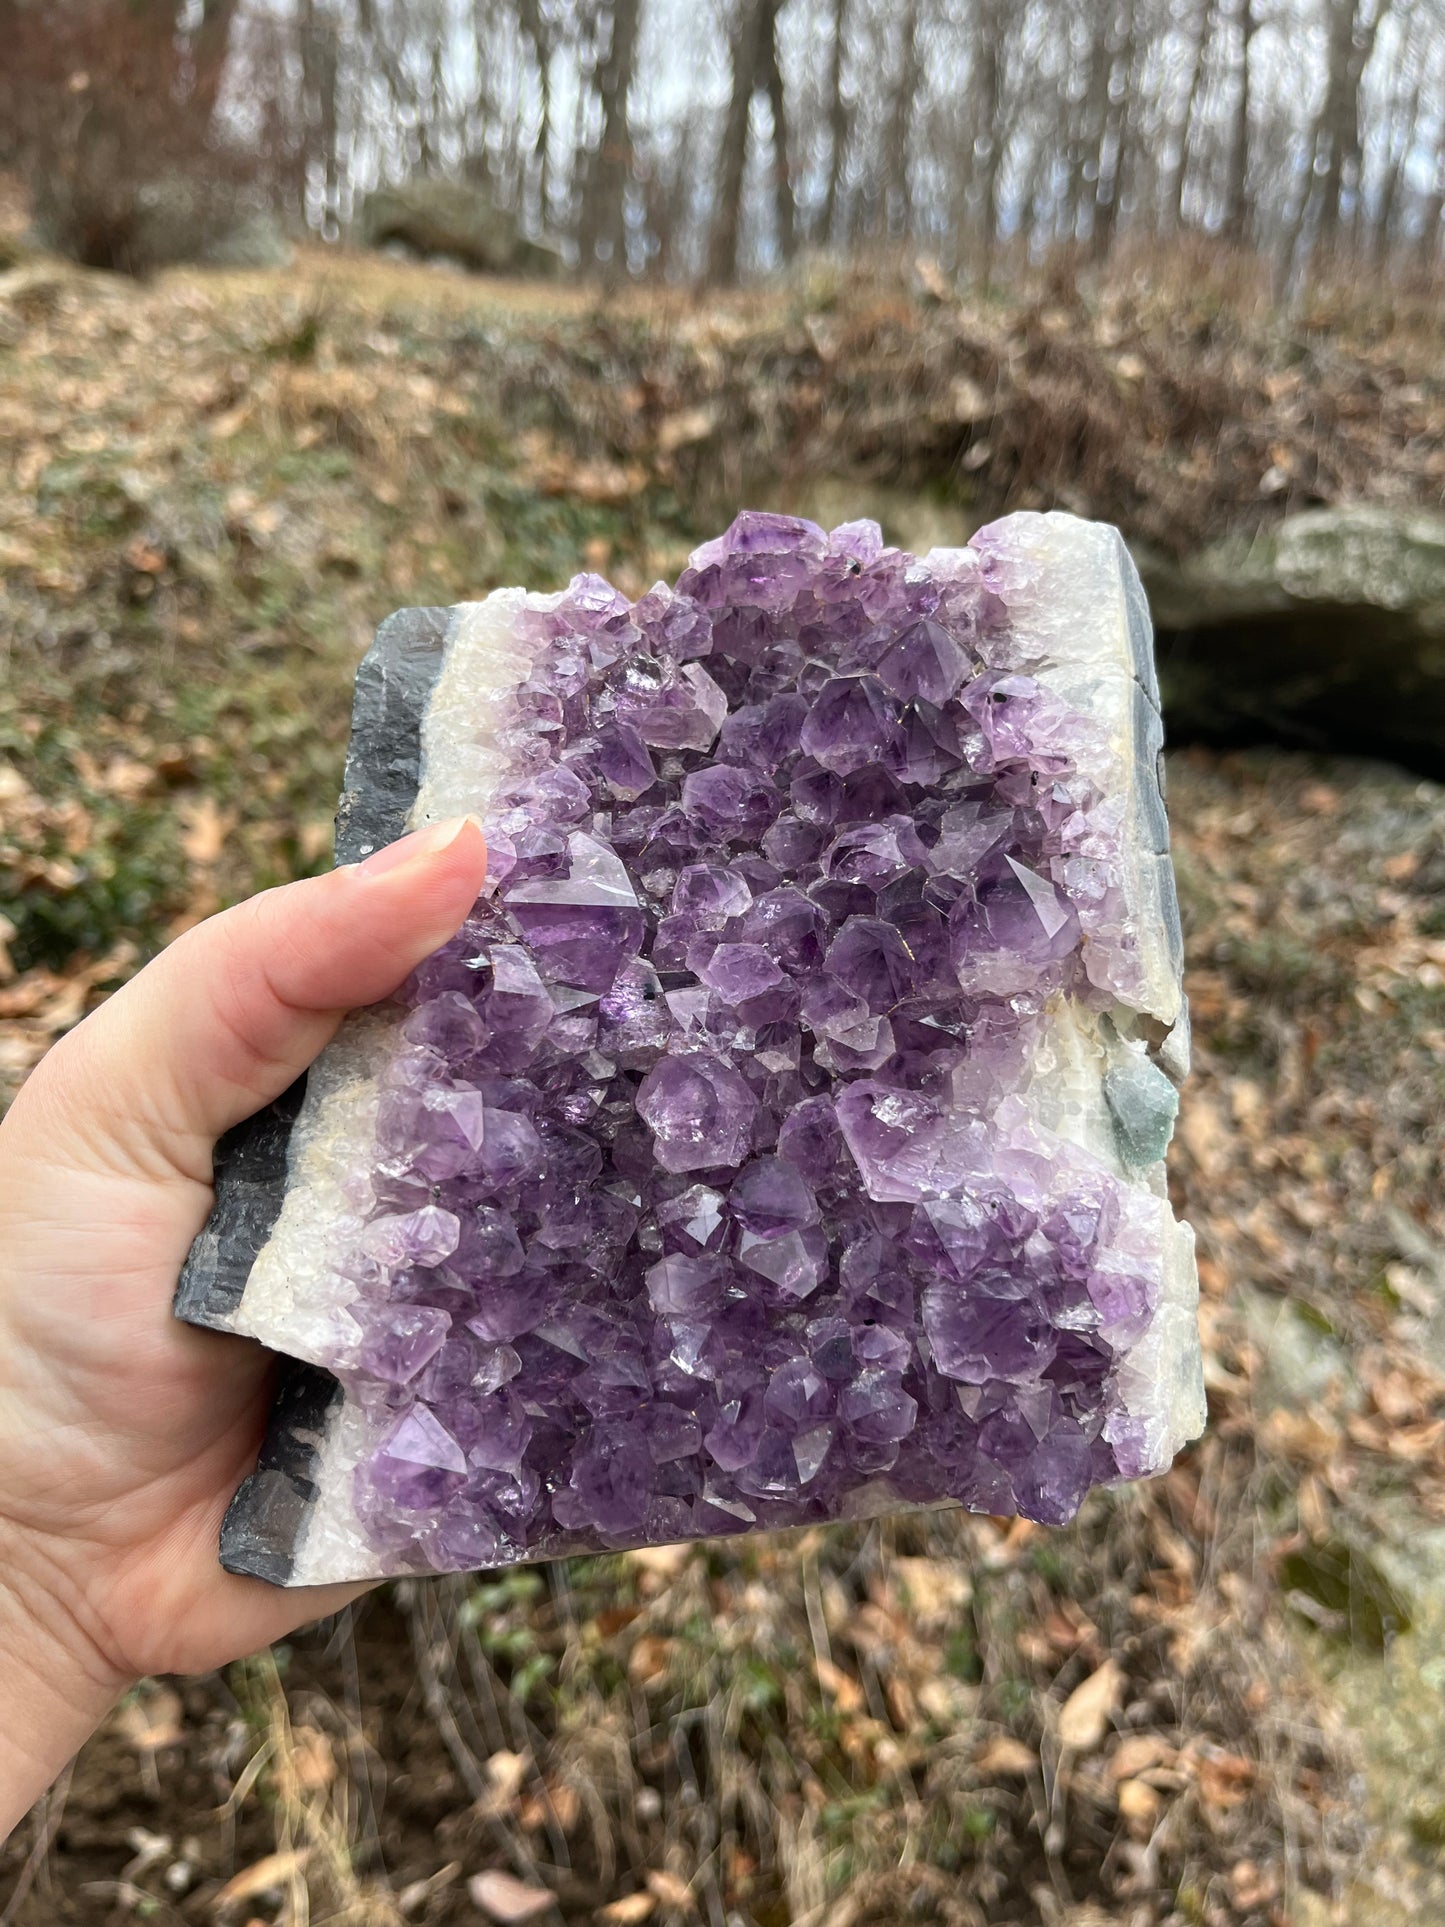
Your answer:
[1407,1803,1445,1853]
[944,1623,982,1683]
[738,1655,785,1714]
[993,1675,1033,1722]
[1280,1536,1413,1651]
[462,1568,546,1623]
[1293,1299,1340,1338]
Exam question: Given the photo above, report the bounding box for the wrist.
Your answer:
[0,1529,129,1840]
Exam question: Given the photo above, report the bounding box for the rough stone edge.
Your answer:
[178,607,449,1583]
[219,1363,346,1582]
[174,607,452,1333]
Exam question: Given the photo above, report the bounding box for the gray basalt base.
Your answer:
[177,604,451,1332]
[178,515,1201,1586]
[177,606,450,1581]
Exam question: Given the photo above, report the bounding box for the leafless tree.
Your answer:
[15,0,1445,281]
[579,0,641,269]
[708,0,789,282]
[819,0,852,245]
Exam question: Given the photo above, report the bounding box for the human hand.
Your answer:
[0,817,487,1837]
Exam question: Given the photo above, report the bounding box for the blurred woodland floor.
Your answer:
[3,243,1445,1927]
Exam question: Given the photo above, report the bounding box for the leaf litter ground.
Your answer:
[3,245,1445,1926]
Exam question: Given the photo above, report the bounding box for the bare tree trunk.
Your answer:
[647,112,696,275]
[417,36,449,177]
[516,0,557,225]
[1416,119,1445,268]
[820,0,850,246]
[567,12,598,235]
[579,0,642,273]
[1316,0,1357,250]
[760,2,796,261]
[187,0,242,128]
[1060,5,1108,241]
[946,10,976,263]
[0,1,20,164]
[1374,51,1424,262]
[1092,0,1137,260]
[299,0,341,226]
[1080,2,1113,252]
[963,0,1008,278]
[978,14,1005,264]
[1317,0,1391,256]
[882,0,919,239]
[1168,0,1214,231]
[708,0,770,283]
[1223,0,1257,242]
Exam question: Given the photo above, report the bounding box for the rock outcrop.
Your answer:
[1139,506,1445,774]
[360,180,566,277]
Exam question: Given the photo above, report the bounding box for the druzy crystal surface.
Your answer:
[180,510,1201,1585]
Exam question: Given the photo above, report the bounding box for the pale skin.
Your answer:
[0,817,489,1841]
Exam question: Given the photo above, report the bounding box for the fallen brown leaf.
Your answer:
[468,1869,556,1922]
[975,1734,1036,1777]
[549,1781,581,1832]
[0,969,56,1019]
[124,535,166,575]
[290,1724,335,1792]
[0,761,32,808]
[627,1542,692,1583]
[948,374,992,422]
[598,1896,655,1924]
[654,406,717,455]
[1300,783,1340,815]
[101,755,157,800]
[1190,1748,1257,1811]
[179,795,236,867]
[645,1869,694,1910]
[211,1849,309,1912]
[815,1656,864,1714]
[398,1862,461,1916]
[1057,1658,1123,1752]
[1229,1858,1279,1908]
[1117,1777,1162,1828]
[114,1686,184,1753]
[627,1635,675,1687]
[914,255,952,304]
[1178,1094,1229,1177]
[535,455,647,504]
[893,1555,972,1623]
[475,1748,530,1817]
[1109,1733,1173,1782]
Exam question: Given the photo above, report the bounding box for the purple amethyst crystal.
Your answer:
[730,1157,820,1237]
[192,508,1201,1586]
[504,833,646,990]
[361,1205,461,1269]
[635,1052,759,1172]
[370,1408,468,1510]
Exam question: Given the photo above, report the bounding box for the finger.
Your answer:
[11,817,488,1184]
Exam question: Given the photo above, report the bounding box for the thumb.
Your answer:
[8,817,488,1185]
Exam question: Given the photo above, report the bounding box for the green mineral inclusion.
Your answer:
[1103,1058,1180,1168]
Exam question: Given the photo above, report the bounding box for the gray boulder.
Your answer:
[1139,506,1445,773]
[360,179,566,278]
[32,172,291,276]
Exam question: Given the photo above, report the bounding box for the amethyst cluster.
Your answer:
[284,511,1196,1575]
